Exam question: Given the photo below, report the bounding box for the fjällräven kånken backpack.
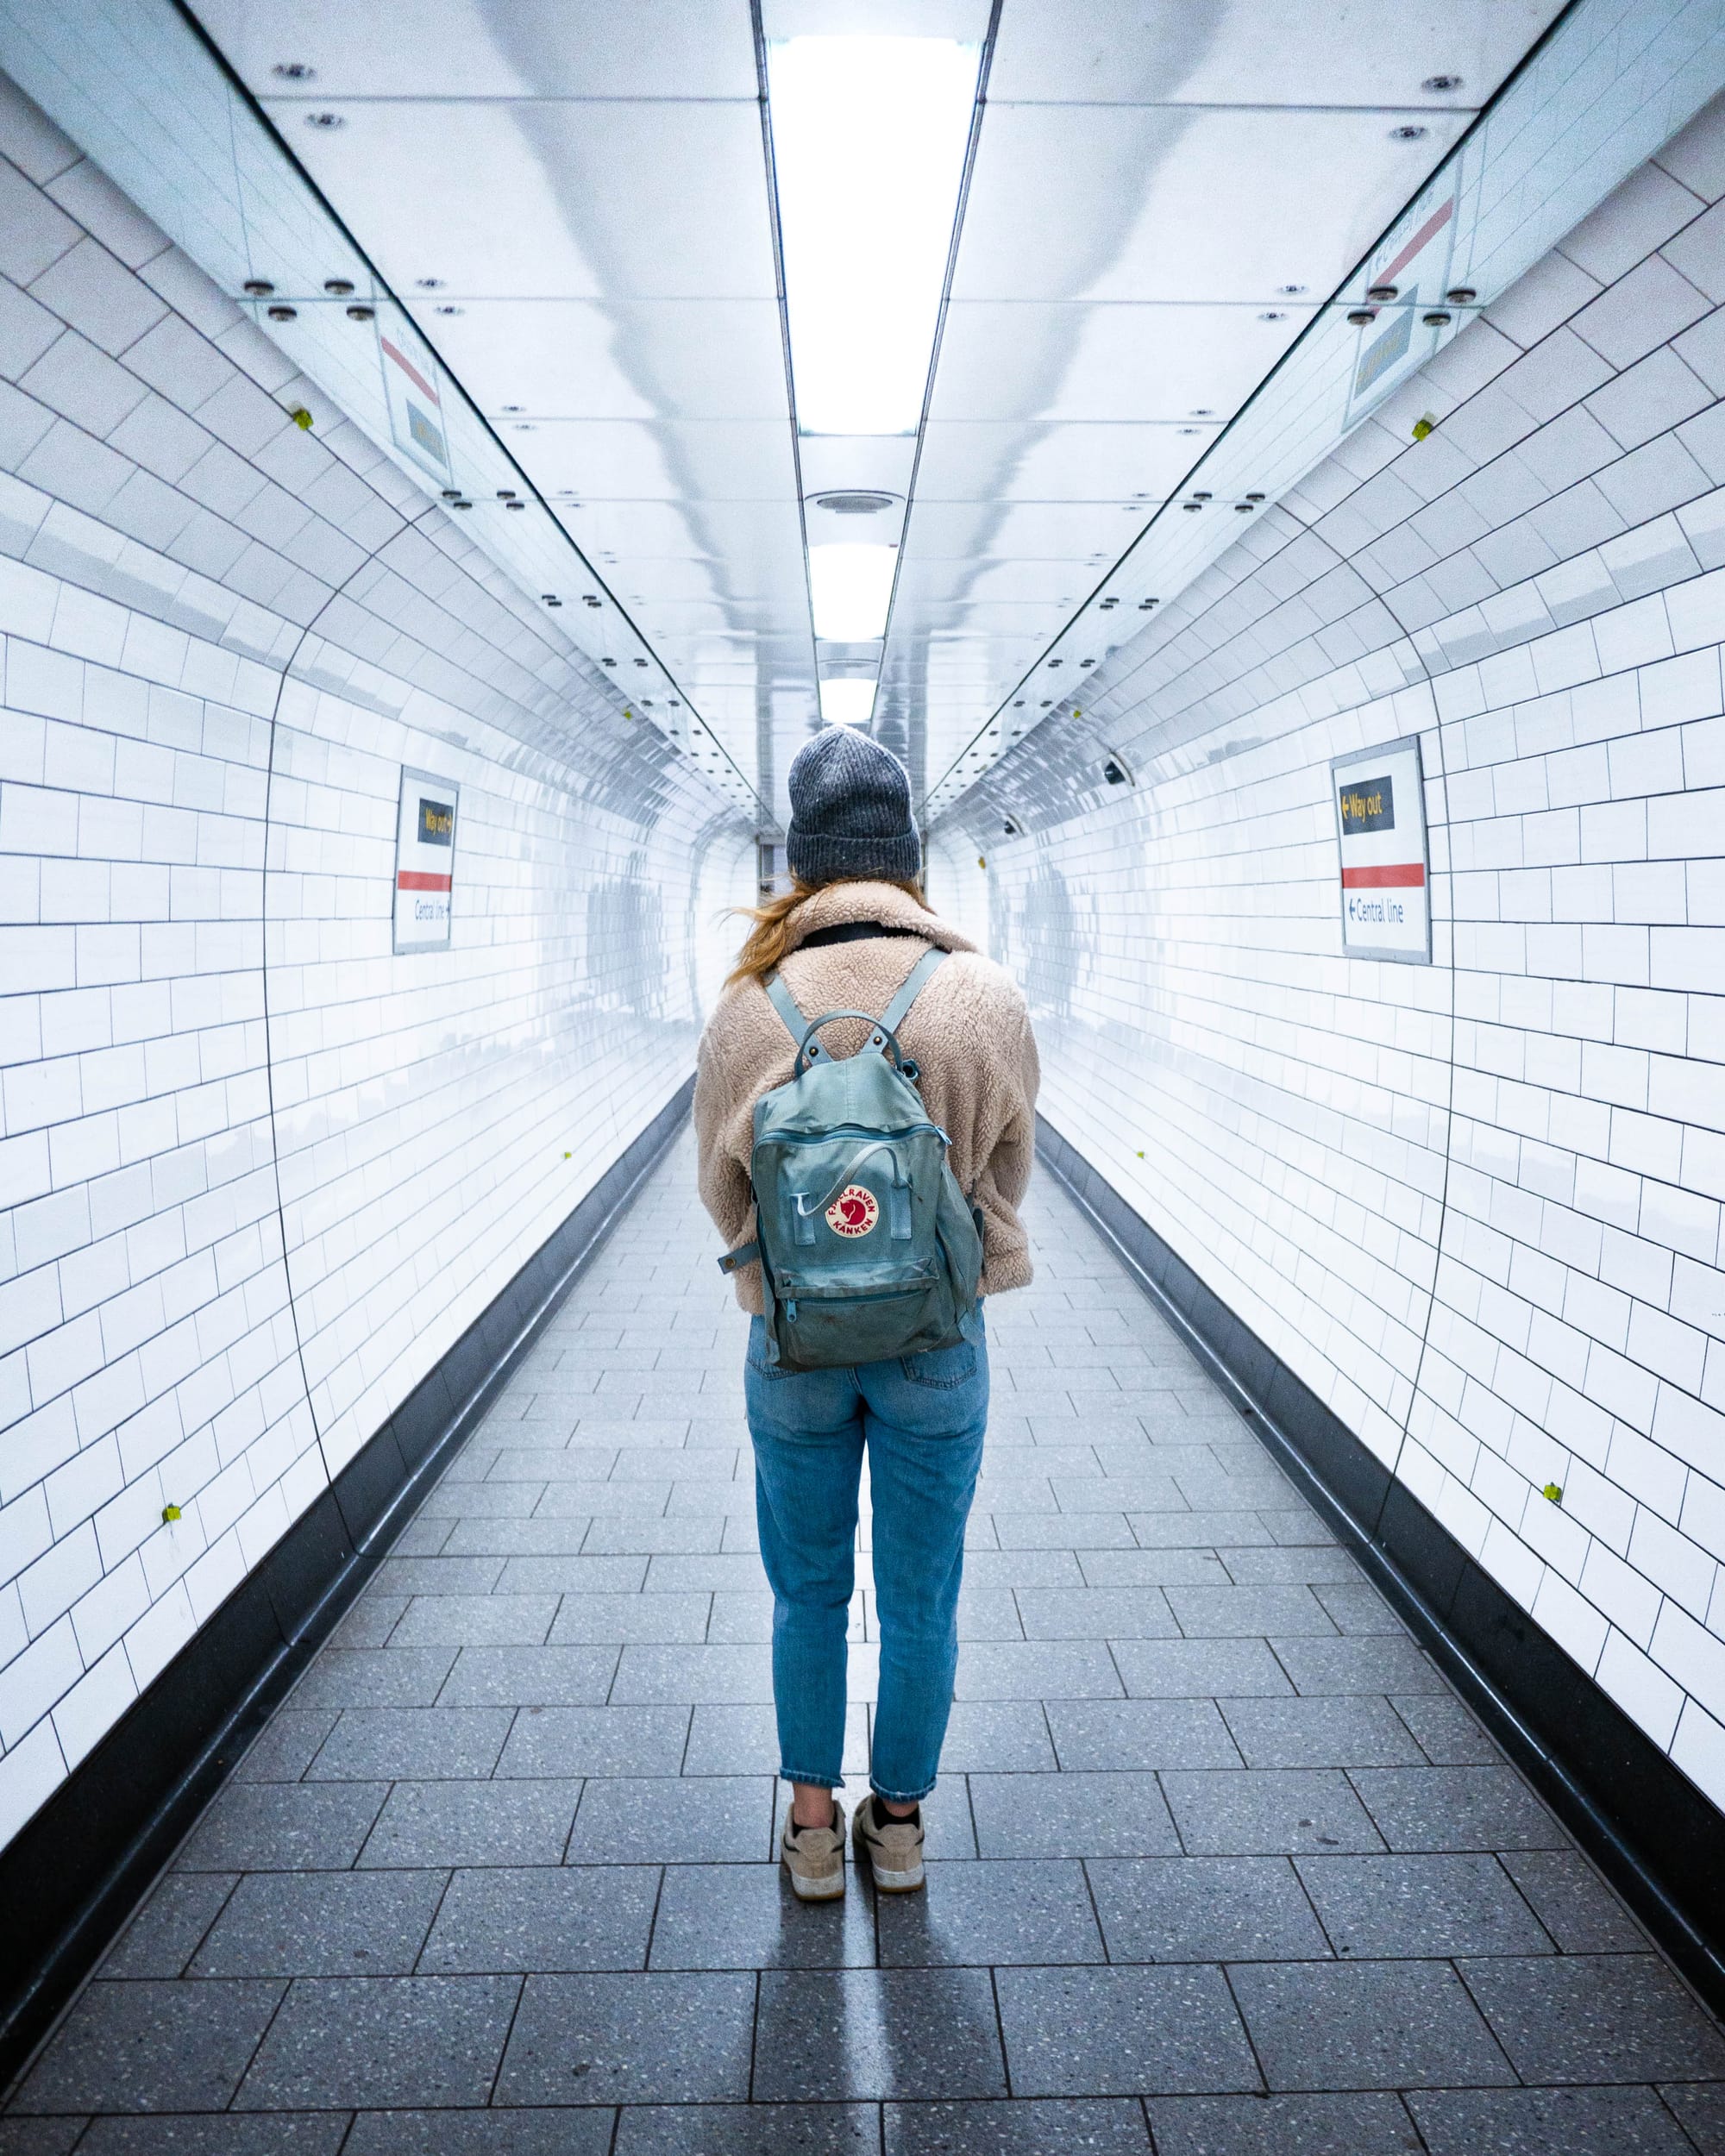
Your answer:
[718,948,983,1371]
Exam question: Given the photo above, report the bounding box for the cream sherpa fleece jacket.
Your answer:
[694,880,1040,1315]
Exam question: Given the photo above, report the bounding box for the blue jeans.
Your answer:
[744,1313,988,1803]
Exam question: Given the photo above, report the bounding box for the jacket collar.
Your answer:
[780,880,978,958]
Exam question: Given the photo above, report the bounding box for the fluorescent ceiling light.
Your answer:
[810,543,896,641]
[768,35,979,436]
[819,677,877,727]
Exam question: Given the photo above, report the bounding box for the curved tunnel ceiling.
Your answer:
[189,0,1575,825]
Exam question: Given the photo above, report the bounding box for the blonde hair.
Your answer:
[726,877,931,986]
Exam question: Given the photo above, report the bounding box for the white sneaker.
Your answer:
[781,1796,846,1901]
[853,1796,925,1892]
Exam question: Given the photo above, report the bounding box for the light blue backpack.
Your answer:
[718,949,983,1371]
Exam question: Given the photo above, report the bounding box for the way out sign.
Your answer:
[1331,736,1431,962]
[394,768,459,953]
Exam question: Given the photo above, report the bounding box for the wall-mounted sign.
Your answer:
[1343,177,1459,430]
[393,768,459,953]
[378,316,455,489]
[1331,735,1431,963]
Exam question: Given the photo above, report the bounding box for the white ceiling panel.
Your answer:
[984,0,1568,108]
[405,300,792,420]
[913,419,1205,502]
[501,420,799,504]
[952,105,1471,304]
[195,0,759,98]
[272,100,777,300]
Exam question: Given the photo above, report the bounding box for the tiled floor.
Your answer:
[8,1129,1725,2153]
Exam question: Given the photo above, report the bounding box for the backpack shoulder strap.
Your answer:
[875,947,946,1038]
[761,969,808,1047]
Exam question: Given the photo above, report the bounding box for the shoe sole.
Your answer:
[782,1852,846,1901]
[853,1821,925,1892]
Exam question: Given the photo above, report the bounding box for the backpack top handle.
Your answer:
[791,1011,906,1078]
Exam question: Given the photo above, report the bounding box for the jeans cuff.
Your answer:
[781,1769,844,1789]
[871,1777,936,1802]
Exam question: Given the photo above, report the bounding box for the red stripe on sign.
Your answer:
[1342,863,1426,889]
[381,337,439,404]
[1377,197,1455,290]
[397,871,451,892]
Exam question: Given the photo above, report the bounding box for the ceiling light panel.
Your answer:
[819,678,879,727]
[810,544,898,642]
[767,34,982,436]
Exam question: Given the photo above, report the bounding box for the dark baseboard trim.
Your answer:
[1036,1113,1725,2017]
[0,1080,694,2090]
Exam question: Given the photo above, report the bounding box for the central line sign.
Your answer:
[1331,736,1431,962]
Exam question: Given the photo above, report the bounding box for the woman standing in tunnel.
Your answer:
[694,729,1039,1898]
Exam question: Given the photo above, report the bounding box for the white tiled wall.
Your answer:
[0,77,753,1850]
[960,97,1725,1816]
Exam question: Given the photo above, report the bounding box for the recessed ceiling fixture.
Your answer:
[768,35,980,436]
[810,543,895,640]
[819,678,877,726]
[812,491,896,515]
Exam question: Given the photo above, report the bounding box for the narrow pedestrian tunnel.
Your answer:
[6,0,1725,2136]
[9,1129,1722,2147]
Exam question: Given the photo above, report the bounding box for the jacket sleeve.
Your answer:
[975,992,1040,1295]
[693,1013,756,1257]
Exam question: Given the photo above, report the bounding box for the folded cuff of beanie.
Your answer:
[786,824,921,887]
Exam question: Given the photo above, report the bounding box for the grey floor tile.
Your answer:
[1458,1953,1725,2083]
[493,1971,755,2103]
[649,1861,876,1968]
[1215,1546,1368,1584]
[1046,1699,1241,1771]
[1160,1771,1385,1855]
[1660,2082,1725,2153]
[1498,1849,1648,1950]
[955,1641,1125,1700]
[235,1711,340,1782]
[290,1650,457,1712]
[568,1775,775,1862]
[547,1591,714,1641]
[1111,1639,1294,1697]
[615,2104,880,2153]
[1014,1589,1177,1639]
[884,2097,1151,2153]
[176,1782,388,1871]
[75,2122,350,2153]
[498,1704,691,1777]
[11,1980,285,2115]
[372,1556,505,1595]
[359,1780,578,1868]
[1315,1582,1408,1634]
[1089,1855,1332,1963]
[388,1596,560,1646]
[97,1874,236,1977]
[328,1596,407,1645]
[685,1700,869,1777]
[191,1868,447,1977]
[612,1644,775,1703]
[344,2109,614,2155]
[1165,1585,1339,1637]
[1072,1549,1232,1586]
[754,1969,1007,2101]
[1145,2092,1421,2154]
[1124,1513,1277,1549]
[1232,1959,1515,2090]
[996,1965,1260,2096]
[1299,1852,1556,1960]
[435,1645,619,1706]
[0,2124,87,2155]
[932,1702,1057,1772]
[961,1550,1086,1589]
[305,1707,512,1780]
[1220,1695,1428,1769]
[1271,1639,1444,1695]
[418,1864,658,1971]
[1389,1693,1502,1764]
[1408,2085,1699,2154]
[877,1858,1103,1965]
[1350,1766,1567,1852]
[577,1519,723,1553]
[969,1771,1180,1858]
[235,1974,519,2109]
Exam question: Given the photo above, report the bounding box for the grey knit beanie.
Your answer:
[786,728,921,887]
